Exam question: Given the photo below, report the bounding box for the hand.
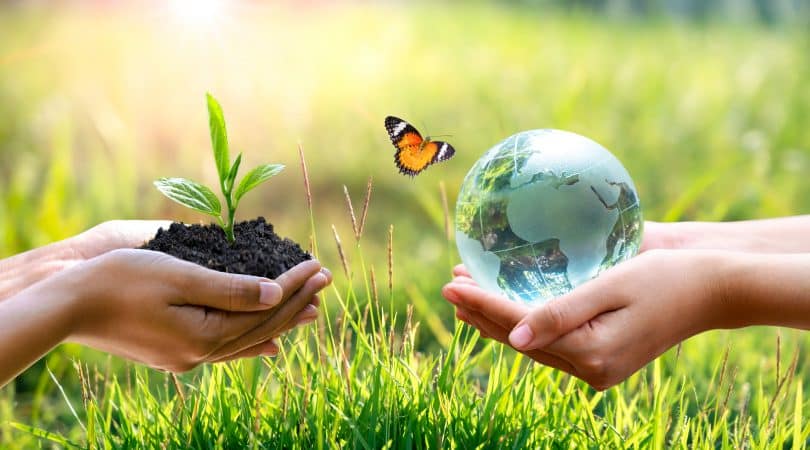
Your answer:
[68,220,171,260]
[50,249,330,372]
[1,220,170,301]
[442,249,724,390]
[641,218,810,254]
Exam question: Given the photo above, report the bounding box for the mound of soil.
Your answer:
[141,217,311,279]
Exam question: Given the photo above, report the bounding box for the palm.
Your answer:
[72,220,171,259]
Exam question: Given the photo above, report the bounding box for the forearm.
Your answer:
[647,215,810,253]
[712,252,810,330]
[0,238,83,302]
[0,284,76,387]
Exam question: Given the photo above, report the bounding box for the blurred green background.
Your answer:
[1,0,809,443]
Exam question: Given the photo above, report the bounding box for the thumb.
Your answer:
[507,292,606,351]
[168,261,283,312]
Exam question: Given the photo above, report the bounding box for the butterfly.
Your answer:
[384,116,456,177]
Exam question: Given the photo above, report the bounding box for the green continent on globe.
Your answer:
[455,129,642,304]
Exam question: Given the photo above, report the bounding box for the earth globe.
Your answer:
[455,129,643,304]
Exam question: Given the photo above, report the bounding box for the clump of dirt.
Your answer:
[141,217,311,279]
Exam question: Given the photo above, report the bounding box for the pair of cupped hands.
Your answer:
[11,220,331,373]
[442,220,801,391]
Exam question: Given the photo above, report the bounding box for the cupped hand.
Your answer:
[442,248,726,390]
[68,220,172,259]
[44,249,330,372]
[0,220,173,301]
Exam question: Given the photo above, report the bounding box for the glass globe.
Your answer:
[455,129,643,304]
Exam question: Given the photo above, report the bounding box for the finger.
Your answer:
[452,264,471,277]
[459,307,492,338]
[109,220,174,247]
[638,221,666,253]
[451,276,478,286]
[458,307,513,343]
[199,273,325,343]
[173,258,322,312]
[442,282,529,326]
[455,307,473,324]
[208,272,329,360]
[246,299,322,343]
[291,301,320,326]
[318,267,333,284]
[206,299,321,364]
[508,282,621,351]
[464,309,579,375]
[209,338,280,363]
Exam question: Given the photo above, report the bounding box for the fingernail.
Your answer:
[320,267,332,280]
[509,324,535,349]
[313,272,328,288]
[259,281,283,306]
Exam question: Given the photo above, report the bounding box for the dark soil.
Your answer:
[141,217,311,279]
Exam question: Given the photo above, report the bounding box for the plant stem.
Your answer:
[223,193,236,242]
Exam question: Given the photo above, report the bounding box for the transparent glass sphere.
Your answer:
[455,129,643,304]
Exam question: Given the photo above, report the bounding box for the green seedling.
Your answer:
[154,93,284,242]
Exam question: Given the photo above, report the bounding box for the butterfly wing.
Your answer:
[385,116,456,176]
[428,141,455,164]
[385,116,422,145]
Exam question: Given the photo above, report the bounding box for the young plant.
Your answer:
[154,93,284,242]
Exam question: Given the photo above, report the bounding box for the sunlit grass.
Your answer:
[1,2,809,448]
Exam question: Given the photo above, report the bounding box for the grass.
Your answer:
[1,2,810,448]
[6,175,810,447]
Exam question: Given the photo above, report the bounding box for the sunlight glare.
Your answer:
[169,0,227,29]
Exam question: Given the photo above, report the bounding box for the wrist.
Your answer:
[699,251,747,330]
[0,238,84,301]
[675,250,739,336]
[37,281,81,344]
[706,252,810,330]
[0,277,80,386]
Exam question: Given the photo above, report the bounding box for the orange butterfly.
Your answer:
[384,116,456,176]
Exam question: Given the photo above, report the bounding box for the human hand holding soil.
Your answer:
[0,248,329,387]
[66,250,328,369]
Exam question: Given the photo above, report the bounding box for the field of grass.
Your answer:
[1,2,809,448]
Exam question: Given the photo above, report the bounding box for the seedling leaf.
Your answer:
[206,93,230,183]
[154,94,283,243]
[234,164,285,202]
[154,177,222,216]
[225,153,242,194]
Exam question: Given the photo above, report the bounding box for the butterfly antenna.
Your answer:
[419,120,455,140]
[419,120,431,138]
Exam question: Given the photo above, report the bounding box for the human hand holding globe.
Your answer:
[455,129,643,304]
[446,130,810,391]
[447,129,681,390]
